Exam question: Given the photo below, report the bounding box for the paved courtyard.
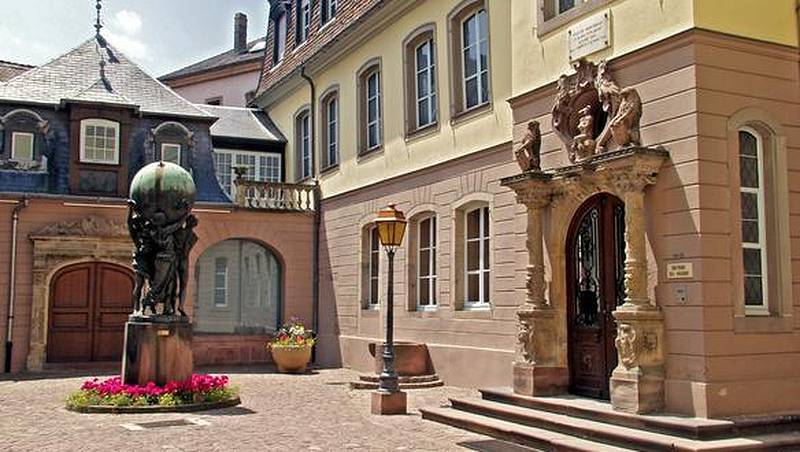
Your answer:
[0,367,528,451]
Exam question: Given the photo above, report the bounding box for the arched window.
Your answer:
[738,128,769,315]
[320,88,339,169]
[452,195,492,310]
[361,224,380,309]
[357,60,382,154]
[406,211,438,311]
[404,25,439,136]
[295,108,312,180]
[194,240,281,334]
[449,0,491,115]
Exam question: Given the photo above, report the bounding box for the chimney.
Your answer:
[234,12,248,53]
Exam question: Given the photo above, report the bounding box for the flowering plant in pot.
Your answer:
[269,317,315,373]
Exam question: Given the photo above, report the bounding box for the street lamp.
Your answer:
[371,204,407,415]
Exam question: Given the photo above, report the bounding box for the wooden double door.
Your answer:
[567,194,626,399]
[47,262,133,363]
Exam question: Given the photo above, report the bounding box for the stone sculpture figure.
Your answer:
[595,60,642,151]
[515,121,542,172]
[552,74,573,158]
[572,105,596,162]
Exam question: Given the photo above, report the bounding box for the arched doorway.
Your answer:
[566,193,625,399]
[47,262,134,363]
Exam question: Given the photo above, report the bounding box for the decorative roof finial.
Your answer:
[94,0,103,37]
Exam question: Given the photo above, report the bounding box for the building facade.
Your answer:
[253,0,800,419]
[0,34,314,373]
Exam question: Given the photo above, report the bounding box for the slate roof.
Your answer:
[0,60,33,82]
[196,104,285,143]
[0,36,214,119]
[160,38,266,82]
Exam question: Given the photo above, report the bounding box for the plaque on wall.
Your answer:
[568,12,611,61]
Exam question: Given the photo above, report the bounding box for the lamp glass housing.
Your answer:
[375,204,407,248]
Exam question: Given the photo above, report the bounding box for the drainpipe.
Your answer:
[300,65,321,363]
[4,197,29,373]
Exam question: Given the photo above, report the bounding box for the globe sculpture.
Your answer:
[127,161,198,318]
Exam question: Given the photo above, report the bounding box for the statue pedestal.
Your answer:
[122,316,194,386]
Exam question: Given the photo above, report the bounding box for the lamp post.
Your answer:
[371,204,407,415]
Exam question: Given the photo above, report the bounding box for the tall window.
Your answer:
[415,38,437,128]
[11,132,34,161]
[296,111,312,179]
[418,216,437,309]
[465,206,490,307]
[213,150,282,197]
[80,119,119,164]
[160,143,181,164]
[557,0,576,14]
[324,94,339,168]
[214,257,228,307]
[369,226,380,308]
[273,12,287,64]
[461,8,490,110]
[296,0,310,44]
[363,68,382,151]
[321,0,337,25]
[739,128,768,314]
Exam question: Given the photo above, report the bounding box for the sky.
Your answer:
[0,0,269,77]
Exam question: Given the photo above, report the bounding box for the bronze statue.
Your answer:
[595,60,642,151]
[128,161,198,318]
[515,121,542,172]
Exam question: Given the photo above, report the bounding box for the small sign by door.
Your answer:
[667,262,694,279]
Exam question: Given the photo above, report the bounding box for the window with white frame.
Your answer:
[739,128,769,314]
[273,12,287,64]
[415,38,437,129]
[461,8,490,110]
[161,143,181,164]
[11,132,34,161]
[214,257,228,307]
[365,69,382,150]
[321,0,337,24]
[213,149,281,197]
[465,206,490,307]
[417,216,437,309]
[325,95,338,167]
[368,226,380,308]
[297,111,312,179]
[80,119,119,164]
[296,0,310,44]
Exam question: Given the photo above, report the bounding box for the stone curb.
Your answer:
[65,396,241,414]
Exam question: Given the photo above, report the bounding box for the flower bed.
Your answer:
[66,374,238,412]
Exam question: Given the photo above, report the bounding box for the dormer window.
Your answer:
[321,0,337,25]
[296,0,311,44]
[273,12,287,64]
[11,132,34,161]
[80,119,119,165]
[161,143,181,164]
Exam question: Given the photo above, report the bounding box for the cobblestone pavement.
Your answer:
[0,367,525,452]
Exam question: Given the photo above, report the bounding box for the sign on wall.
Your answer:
[667,262,694,279]
[568,12,611,61]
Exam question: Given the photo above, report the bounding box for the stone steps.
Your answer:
[349,373,444,390]
[420,388,800,451]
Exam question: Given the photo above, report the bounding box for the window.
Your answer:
[213,149,282,196]
[296,110,312,180]
[461,8,490,110]
[321,0,337,25]
[161,143,181,164]
[465,206,490,307]
[296,0,310,44]
[418,216,437,310]
[359,66,382,152]
[11,132,34,161]
[322,93,339,168]
[80,119,119,164]
[214,257,228,307]
[739,128,768,315]
[368,226,380,308]
[195,240,281,334]
[415,37,437,129]
[273,12,287,64]
[557,0,576,14]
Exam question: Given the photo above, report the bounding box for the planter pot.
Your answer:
[270,345,312,373]
[369,341,430,376]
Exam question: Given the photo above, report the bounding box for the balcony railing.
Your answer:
[233,179,317,212]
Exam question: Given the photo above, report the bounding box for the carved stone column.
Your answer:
[609,163,665,413]
[503,173,568,396]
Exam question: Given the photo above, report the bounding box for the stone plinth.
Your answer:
[122,317,193,386]
[371,390,407,415]
[513,362,568,396]
[369,341,430,376]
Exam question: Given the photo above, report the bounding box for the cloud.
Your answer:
[114,10,142,35]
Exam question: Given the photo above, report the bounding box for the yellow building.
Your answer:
[253,0,800,446]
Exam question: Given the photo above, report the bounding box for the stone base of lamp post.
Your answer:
[371,390,407,415]
[513,362,568,396]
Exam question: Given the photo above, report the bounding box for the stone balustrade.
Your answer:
[234,179,317,212]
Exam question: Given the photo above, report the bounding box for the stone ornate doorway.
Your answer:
[566,193,625,399]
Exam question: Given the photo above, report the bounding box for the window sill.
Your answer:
[405,122,439,143]
[361,306,380,317]
[407,308,439,318]
[319,16,337,32]
[450,102,492,127]
[295,175,314,184]
[733,314,793,334]
[320,163,339,176]
[292,40,308,55]
[536,0,613,38]
[357,145,384,163]
[453,306,492,319]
